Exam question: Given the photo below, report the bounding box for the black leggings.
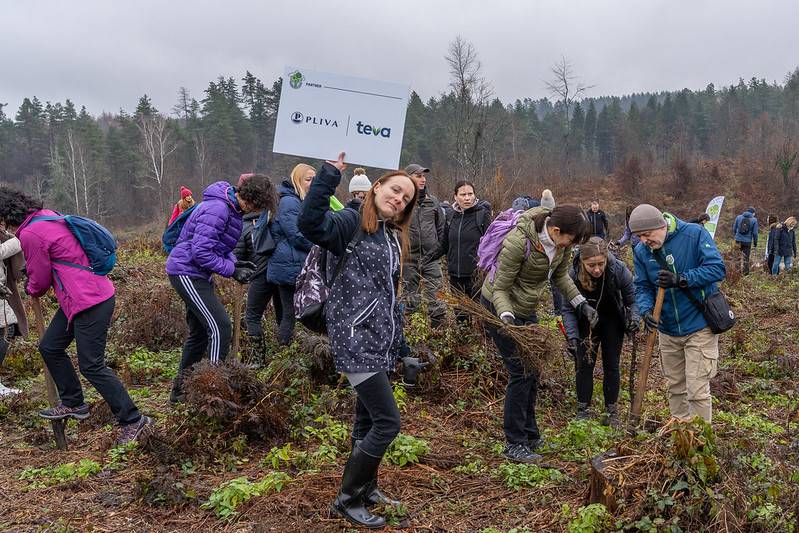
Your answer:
[574,313,624,406]
[245,273,281,337]
[351,372,401,457]
[276,284,296,346]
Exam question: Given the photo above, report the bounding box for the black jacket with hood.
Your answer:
[560,252,639,340]
[233,211,273,276]
[441,200,491,277]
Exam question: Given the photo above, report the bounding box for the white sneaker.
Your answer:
[0,381,21,397]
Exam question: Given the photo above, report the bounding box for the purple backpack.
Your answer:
[476,208,531,282]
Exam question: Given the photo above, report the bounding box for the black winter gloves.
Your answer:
[232,265,255,284]
[577,302,599,328]
[642,311,659,332]
[235,260,256,270]
[657,269,687,289]
[566,339,579,360]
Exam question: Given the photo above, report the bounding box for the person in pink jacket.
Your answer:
[0,187,152,445]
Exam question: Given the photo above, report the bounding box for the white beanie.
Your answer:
[541,189,555,209]
[349,174,371,193]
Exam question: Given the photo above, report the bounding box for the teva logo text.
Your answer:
[291,112,339,128]
[356,121,391,138]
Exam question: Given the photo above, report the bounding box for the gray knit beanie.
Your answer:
[629,204,667,233]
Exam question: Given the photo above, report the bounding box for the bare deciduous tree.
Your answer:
[64,129,83,215]
[193,130,210,187]
[137,114,178,213]
[546,56,594,176]
[445,36,493,185]
[775,138,797,191]
[172,87,192,126]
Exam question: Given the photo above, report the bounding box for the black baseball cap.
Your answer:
[404,164,430,175]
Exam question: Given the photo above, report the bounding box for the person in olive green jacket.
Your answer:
[481,205,598,463]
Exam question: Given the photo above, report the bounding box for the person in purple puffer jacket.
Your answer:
[166,176,275,403]
[0,186,151,445]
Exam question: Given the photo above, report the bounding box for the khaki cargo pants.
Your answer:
[659,327,719,422]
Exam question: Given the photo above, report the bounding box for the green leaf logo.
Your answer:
[289,71,304,89]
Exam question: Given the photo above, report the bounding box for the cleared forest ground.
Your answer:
[1,237,798,532]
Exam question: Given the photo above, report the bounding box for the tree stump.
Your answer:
[588,450,619,512]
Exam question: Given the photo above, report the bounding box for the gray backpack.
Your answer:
[293,229,365,334]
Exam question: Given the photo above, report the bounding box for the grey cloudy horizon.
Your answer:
[1,0,797,117]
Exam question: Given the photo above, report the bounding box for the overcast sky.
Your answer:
[2,0,797,117]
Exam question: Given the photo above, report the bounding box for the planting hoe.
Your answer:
[231,283,244,360]
[31,297,68,451]
[628,287,665,429]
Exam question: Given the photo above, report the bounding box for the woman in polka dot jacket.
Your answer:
[298,152,417,529]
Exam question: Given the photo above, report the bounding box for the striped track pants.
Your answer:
[169,275,232,371]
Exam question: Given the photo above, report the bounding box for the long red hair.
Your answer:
[360,171,417,260]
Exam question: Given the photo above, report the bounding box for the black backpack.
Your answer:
[738,216,752,235]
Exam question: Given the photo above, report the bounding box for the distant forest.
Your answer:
[2,42,798,227]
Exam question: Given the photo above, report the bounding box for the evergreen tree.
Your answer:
[134,94,157,118]
[14,97,48,182]
[569,102,585,157]
[583,101,597,156]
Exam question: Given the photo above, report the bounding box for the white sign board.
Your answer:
[704,195,725,239]
[272,66,410,169]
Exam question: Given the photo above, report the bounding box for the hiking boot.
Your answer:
[169,389,185,404]
[529,437,545,451]
[575,402,591,420]
[245,334,267,368]
[39,403,90,420]
[116,416,154,445]
[502,442,542,463]
[0,380,21,397]
[601,403,620,427]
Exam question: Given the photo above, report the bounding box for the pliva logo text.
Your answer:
[291,112,339,128]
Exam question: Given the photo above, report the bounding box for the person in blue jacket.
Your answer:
[267,163,315,346]
[630,204,726,423]
[732,207,758,275]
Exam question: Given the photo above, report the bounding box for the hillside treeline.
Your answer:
[1,57,798,227]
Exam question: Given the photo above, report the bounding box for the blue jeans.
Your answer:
[772,255,793,274]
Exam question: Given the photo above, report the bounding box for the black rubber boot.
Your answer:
[331,445,386,529]
[353,439,401,508]
[169,374,185,404]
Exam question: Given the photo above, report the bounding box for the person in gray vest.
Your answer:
[403,164,446,327]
